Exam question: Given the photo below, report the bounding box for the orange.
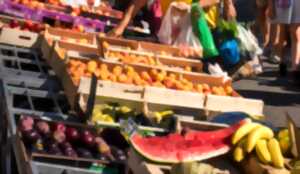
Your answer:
[163,77,175,88]
[109,74,117,82]
[94,69,101,78]
[195,84,203,93]
[87,60,98,73]
[141,71,152,83]
[118,74,127,83]
[225,86,233,95]
[113,66,123,76]
[99,71,110,81]
[184,66,192,72]
[100,64,108,71]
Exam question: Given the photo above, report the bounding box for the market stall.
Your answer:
[0,0,298,174]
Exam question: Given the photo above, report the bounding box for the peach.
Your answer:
[113,66,123,76]
[117,74,127,83]
[87,60,97,73]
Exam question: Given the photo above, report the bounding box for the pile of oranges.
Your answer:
[105,51,192,72]
[67,59,234,96]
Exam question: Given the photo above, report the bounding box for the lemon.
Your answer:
[279,137,291,155]
[278,129,289,139]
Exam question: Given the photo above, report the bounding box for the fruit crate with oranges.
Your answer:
[98,36,203,59]
[97,36,204,74]
[47,44,226,109]
[41,26,97,60]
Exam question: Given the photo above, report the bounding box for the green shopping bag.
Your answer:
[191,2,219,58]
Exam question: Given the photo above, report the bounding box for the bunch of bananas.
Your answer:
[232,120,285,168]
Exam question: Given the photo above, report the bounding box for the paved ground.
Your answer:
[233,62,300,127]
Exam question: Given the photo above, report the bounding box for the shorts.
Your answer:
[256,0,268,8]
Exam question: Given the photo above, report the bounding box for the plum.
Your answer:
[19,116,34,132]
[65,127,80,142]
[53,122,66,132]
[36,121,50,135]
[23,130,41,144]
[81,133,95,147]
[48,145,63,156]
[53,130,66,144]
[77,148,93,158]
[64,147,77,157]
[59,141,72,151]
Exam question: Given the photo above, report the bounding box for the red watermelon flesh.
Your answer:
[131,119,249,163]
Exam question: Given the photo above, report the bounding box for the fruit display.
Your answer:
[13,0,65,10]
[102,41,202,60]
[232,120,285,168]
[130,119,249,163]
[104,49,199,73]
[67,59,235,96]
[6,19,44,33]
[75,3,123,19]
[91,103,175,128]
[18,115,127,162]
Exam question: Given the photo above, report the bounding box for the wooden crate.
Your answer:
[0,27,41,48]
[205,94,264,116]
[44,27,96,46]
[240,155,290,174]
[97,36,203,58]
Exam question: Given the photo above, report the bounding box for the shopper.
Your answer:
[108,0,237,37]
[268,0,300,83]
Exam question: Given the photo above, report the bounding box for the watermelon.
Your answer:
[131,119,249,163]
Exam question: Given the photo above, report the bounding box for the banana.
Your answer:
[255,139,271,164]
[232,122,261,145]
[268,138,284,168]
[233,146,245,162]
[246,126,274,152]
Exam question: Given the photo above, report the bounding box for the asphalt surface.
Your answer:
[233,62,300,127]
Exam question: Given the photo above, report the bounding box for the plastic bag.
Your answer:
[173,13,203,56]
[219,39,240,66]
[191,2,219,58]
[237,24,263,56]
[158,2,190,45]
[158,1,202,55]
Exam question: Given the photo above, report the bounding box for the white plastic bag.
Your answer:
[157,2,202,52]
[237,24,263,56]
[208,63,231,83]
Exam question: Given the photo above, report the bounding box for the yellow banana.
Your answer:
[268,138,284,168]
[233,146,245,162]
[232,122,261,145]
[246,126,274,152]
[255,139,271,164]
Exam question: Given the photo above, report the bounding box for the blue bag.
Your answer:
[219,39,240,66]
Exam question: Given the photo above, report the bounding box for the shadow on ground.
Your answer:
[236,89,300,106]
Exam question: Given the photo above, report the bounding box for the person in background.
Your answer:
[108,0,237,38]
[268,0,300,84]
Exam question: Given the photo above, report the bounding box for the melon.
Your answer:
[131,119,249,163]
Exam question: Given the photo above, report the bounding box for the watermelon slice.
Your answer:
[131,119,249,163]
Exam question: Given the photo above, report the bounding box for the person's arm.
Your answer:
[108,0,147,37]
[199,0,220,8]
[223,0,236,20]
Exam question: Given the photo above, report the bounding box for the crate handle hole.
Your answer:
[19,35,31,40]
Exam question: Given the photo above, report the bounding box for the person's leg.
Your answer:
[290,24,300,71]
[272,24,288,75]
[256,5,271,48]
